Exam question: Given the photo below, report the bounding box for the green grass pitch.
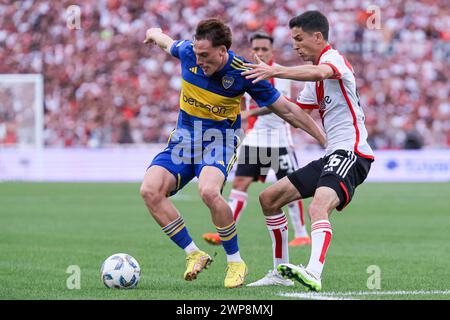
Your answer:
[1,182,449,300]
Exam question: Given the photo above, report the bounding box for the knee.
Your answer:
[307,202,326,221]
[199,186,220,207]
[140,183,165,207]
[259,189,278,214]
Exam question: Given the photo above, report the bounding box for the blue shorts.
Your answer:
[148,111,241,196]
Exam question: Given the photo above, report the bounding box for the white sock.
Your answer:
[287,200,308,238]
[265,212,289,269]
[184,241,200,254]
[306,220,333,279]
[228,189,248,223]
[227,251,243,263]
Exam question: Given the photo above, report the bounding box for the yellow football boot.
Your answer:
[224,261,248,288]
[184,250,212,281]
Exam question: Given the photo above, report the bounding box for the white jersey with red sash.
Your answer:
[296,45,374,159]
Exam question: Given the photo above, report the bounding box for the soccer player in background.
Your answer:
[141,19,326,288]
[202,31,312,287]
[242,11,374,291]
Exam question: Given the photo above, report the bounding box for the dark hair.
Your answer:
[195,18,232,50]
[289,11,329,41]
[249,31,273,44]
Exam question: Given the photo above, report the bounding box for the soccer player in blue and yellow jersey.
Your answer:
[140,19,326,288]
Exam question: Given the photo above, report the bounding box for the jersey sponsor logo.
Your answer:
[319,100,326,112]
[222,76,235,89]
[189,66,198,74]
[179,79,242,121]
[319,95,332,111]
[182,93,228,115]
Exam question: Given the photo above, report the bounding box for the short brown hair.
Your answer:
[195,18,232,50]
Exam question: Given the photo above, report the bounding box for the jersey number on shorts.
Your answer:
[324,153,357,178]
[279,154,294,174]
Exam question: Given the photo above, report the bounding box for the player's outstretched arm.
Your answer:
[143,28,175,54]
[242,55,334,83]
[268,96,327,147]
[241,107,272,120]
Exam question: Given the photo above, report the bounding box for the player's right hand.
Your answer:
[143,28,162,44]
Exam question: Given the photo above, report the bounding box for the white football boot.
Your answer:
[277,264,322,292]
[246,269,294,287]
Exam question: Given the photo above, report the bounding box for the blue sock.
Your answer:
[162,216,192,250]
[217,222,239,255]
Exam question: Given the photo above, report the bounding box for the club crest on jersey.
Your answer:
[222,76,234,89]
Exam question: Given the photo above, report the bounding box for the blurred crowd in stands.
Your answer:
[0,0,449,149]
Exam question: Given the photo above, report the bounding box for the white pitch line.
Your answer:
[279,290,450,300]
[279,293,355,300]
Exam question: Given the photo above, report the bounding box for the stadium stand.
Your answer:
[0,0,448,148]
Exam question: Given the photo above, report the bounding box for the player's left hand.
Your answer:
[241,55,275,83]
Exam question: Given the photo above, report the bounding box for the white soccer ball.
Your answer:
[101,253,141,289]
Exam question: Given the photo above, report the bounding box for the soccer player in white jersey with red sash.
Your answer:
[242,11,374,291]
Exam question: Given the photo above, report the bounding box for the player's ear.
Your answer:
[314,31,324,43]
[218,45,227,55]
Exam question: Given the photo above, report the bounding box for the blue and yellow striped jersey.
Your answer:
[170,40,280,130]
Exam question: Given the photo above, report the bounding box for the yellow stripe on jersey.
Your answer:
[230,57,251,71]
[233,56,244,64]
[180,79,243,122]
[230,62,248,71]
